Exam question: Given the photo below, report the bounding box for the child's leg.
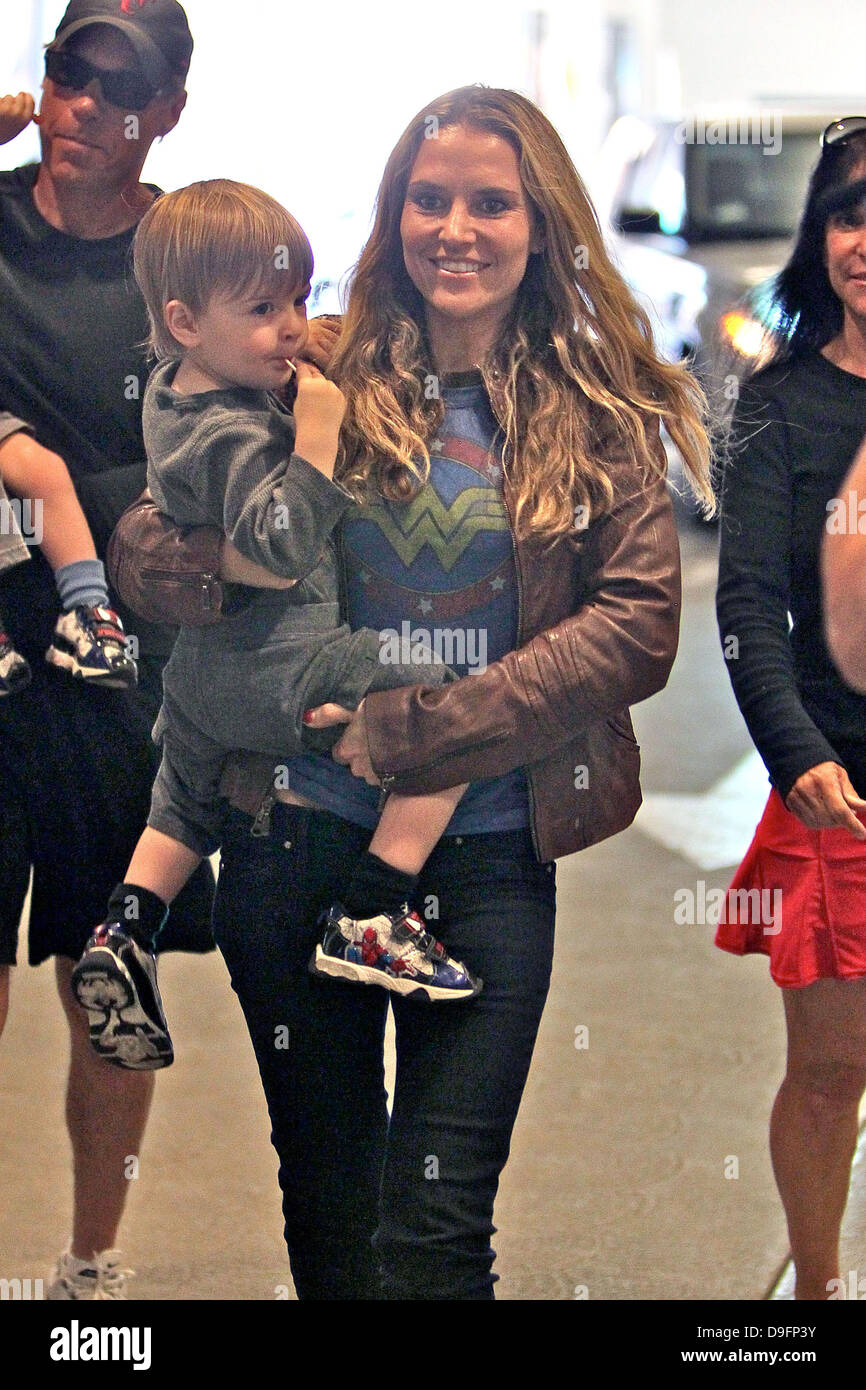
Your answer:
[0,440,97,571]
[369,784,468,876]
[70,829,202,1071]
[124,827,204,912]
[341,783,468,919]
[1,438,137,687]
[0,444,98,575]
[100,827,203,955]
[72,705,227,1067]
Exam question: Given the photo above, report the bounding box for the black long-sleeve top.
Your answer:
[716,350,866,798]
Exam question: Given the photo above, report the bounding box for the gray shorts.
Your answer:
[0,473,31,577]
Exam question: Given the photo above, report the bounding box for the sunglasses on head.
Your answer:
[822,117,866,149]
[45,48,159,112]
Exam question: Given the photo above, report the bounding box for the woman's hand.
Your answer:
[298,316,341,372]
[785,761,866,839]
[302,699,379,784]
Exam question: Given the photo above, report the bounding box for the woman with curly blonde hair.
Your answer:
[332,86,711,534]
[111,85,711,1300]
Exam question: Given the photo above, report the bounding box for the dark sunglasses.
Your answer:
[45,49,158,112]
[822,116,866,149]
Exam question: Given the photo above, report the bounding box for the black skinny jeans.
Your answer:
[212,800,557,1300]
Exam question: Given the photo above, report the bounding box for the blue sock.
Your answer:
[55,559,110,611]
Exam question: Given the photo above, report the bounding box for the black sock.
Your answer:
[342,852,418,920]
[105,882,168,951]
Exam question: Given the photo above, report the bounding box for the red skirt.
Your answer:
[715,788,866,988]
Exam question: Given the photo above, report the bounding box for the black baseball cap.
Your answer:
[46,0,193,89]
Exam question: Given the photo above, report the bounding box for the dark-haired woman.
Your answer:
[716,118,866,1301]
[111,86,710,1299]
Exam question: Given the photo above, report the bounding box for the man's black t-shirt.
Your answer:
[0,162,166,650]
[0,162,150,478]
[717,350,866,799]
[0,162,212,964]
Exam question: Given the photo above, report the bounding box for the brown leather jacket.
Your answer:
[108,422,681,862]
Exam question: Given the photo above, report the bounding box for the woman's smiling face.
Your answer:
[825,164,866,325]
[400,123,542,356]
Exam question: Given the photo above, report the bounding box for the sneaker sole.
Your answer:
[309,946,482,1002]
[45,647,137,689]
[71,951,174,1069]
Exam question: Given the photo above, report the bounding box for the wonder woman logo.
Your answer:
[363,488,508,572]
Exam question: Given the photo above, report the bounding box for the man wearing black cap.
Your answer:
[0,0,212,1300]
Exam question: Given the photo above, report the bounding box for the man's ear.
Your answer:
[158,88,187,139]
[164,298,198,348]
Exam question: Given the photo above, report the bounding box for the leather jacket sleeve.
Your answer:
[363,445,681,795]
[106,491,225,626]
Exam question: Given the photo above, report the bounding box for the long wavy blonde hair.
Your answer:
[331,86,713,538]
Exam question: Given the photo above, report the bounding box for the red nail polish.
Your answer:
[302,710,314,724]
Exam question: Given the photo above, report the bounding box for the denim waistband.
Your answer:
[223,798,538,858]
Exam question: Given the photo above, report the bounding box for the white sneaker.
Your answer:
[46,1248,133,1300]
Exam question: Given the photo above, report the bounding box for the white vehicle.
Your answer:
[604,111,838,516]
[607,113,838,373]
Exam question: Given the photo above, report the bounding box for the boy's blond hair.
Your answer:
[133,179,314,359]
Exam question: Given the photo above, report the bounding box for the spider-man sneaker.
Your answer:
[71,923,173,1069]
[0,628,31,695]
[311,903,483,1002]
[46,605,137,688]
